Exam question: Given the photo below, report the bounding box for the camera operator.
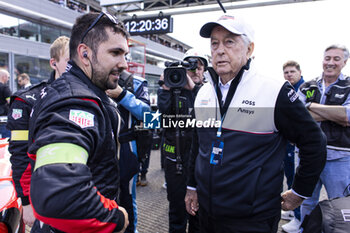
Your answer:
[157,48,208,233]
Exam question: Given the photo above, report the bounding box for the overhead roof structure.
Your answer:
[107,0,325,16]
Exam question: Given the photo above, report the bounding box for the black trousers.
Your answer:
[164,158,200,233]
[119,181,135,233]
[198,207,280,233]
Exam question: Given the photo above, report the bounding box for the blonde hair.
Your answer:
[50,36,70,61]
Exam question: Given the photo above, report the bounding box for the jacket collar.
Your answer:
[66,60,110,104]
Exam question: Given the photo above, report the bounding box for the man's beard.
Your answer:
[91,62,122,91]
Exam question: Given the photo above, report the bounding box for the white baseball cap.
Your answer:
[200,15,254,42]
[183,48,209,68]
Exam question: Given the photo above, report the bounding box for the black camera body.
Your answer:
[163,58,198,88]
[164,67,187,88]
[118,71,134,93]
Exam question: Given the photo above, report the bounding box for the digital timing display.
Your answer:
[123,15,173,35]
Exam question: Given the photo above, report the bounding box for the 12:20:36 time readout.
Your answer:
[124,18,170,33]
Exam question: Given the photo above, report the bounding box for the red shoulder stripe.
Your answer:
[14,97,26,103]
[79,98,99,107]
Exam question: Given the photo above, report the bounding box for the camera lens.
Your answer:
[170,71,182,84]
[164,67,187,88]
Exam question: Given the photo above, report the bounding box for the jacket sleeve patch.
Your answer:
[11,130,29,141]
[287,89,298,103]
[12,108,23,120]
[69,109,95,128]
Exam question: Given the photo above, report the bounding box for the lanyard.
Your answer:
[216,113,226,138]
[215,59,250,119]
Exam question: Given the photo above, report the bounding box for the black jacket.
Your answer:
[0,82,11,116]
[157,86,201,152]
[28,61,125,232]
[300,78,350,150]
[7,71,55,205]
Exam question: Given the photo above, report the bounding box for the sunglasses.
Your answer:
[80,11,119,44]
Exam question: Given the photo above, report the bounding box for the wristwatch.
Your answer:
[158,80,165,87]
[305,102,312,109]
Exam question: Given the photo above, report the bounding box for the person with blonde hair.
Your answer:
[7,35,70,232]
[49,35,70,79]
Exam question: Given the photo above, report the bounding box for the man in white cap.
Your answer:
[185,15,327,232]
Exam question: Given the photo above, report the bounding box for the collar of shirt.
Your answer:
[317,73,345,103]
[218,77,233,104]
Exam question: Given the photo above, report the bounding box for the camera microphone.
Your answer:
[165,61,181,68]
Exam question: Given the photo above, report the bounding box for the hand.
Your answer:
[185,189,199,216]
[22,204,36,227]
[281,190,304,211]
[106,85,124,98]
[159,74,170,91]
[116,206,129,233]
[184,74,195,91]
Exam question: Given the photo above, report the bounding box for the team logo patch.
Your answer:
[287,89,298,103]
[69,110,94,128]
[12,109,23,120]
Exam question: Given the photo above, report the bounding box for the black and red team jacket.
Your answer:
[7,72,55,206]
[28,61,125,232]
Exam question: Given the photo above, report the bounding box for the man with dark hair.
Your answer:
[28,12,129,232]
[7,36,70,231]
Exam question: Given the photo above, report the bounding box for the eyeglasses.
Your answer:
[80,11,119,44]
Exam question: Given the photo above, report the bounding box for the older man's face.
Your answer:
[322,48,347,79]
[210,26,253,82]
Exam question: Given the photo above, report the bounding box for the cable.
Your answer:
[216,0,226,13]
[87,56,95,84]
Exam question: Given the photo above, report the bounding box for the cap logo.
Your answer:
[219,15,235,21]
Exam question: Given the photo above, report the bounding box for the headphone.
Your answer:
[83,51,88,58]
[53,62,56,67]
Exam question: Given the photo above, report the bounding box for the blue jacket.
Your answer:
[113,74,150,183]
